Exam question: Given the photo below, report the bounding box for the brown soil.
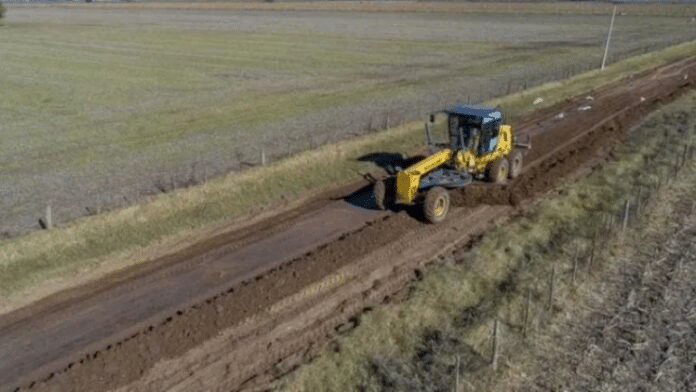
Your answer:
[1,58,695,392]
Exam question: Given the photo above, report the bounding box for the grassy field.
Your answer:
[64,1,696,17]
[2,4,696,309]
[2,35,696,312]
[2,4,696,236]
[275,85,696,392]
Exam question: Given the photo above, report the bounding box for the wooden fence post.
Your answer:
[455,355,460,392]
[572,247,579,285]
[588,237,596,274]
[46,205,52,229]
[523,289,531,338]
[492,319,500,371]
[548,266,555,311]
[622,199,630,235]
[261,147,266,166]
[608,214,614,232]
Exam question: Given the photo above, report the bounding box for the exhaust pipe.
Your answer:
[425,113,435,154]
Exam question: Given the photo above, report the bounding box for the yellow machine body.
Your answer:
[394,105,514,205]
[452,124,513,173]
[396,149,453,204]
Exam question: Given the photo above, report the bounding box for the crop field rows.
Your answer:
[2,5,696,235]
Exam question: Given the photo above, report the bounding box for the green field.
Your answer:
[2,4,696,236]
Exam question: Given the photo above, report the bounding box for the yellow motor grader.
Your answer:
[373,103,528,223]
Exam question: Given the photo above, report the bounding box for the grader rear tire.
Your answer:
[488,158,509,184]
[509,150,523,179]
[423,186,450,224]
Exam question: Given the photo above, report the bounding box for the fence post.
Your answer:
[588,237,596,274]
[608,214,614,232]
[261,147,266,166]
[492,319,500,371]
[455,355,460,392]
[548,266,555,311]
[622,199,630,235]
[46,205,52,229]
[523,289,531,338]
[572,247,579,285]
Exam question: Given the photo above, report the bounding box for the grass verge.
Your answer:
[274,86,696,391]
[494,149,696,391]
[1,40,696,307]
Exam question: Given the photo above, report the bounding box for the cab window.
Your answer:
[478,125,500,156]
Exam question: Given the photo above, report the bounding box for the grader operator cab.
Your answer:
[373,103,528,223]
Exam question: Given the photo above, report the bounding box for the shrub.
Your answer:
[0,1,5,20]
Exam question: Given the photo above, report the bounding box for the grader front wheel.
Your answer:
[423,186,450,224]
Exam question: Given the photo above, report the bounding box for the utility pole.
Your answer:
[601,5,617,71]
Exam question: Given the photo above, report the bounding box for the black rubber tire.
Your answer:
[509,150,523,179]
[373,179,387,210]
[488,158,509,184]
[423,186,450,224]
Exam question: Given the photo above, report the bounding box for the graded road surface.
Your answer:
[1,57,695,392]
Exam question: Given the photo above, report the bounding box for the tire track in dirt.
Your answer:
[4,57,696,392]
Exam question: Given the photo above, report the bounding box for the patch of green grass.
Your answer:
[276,80,696,392]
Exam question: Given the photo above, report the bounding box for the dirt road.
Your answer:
[1,58,694,392]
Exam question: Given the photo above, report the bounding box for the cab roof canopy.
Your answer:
[444,102,502,125]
